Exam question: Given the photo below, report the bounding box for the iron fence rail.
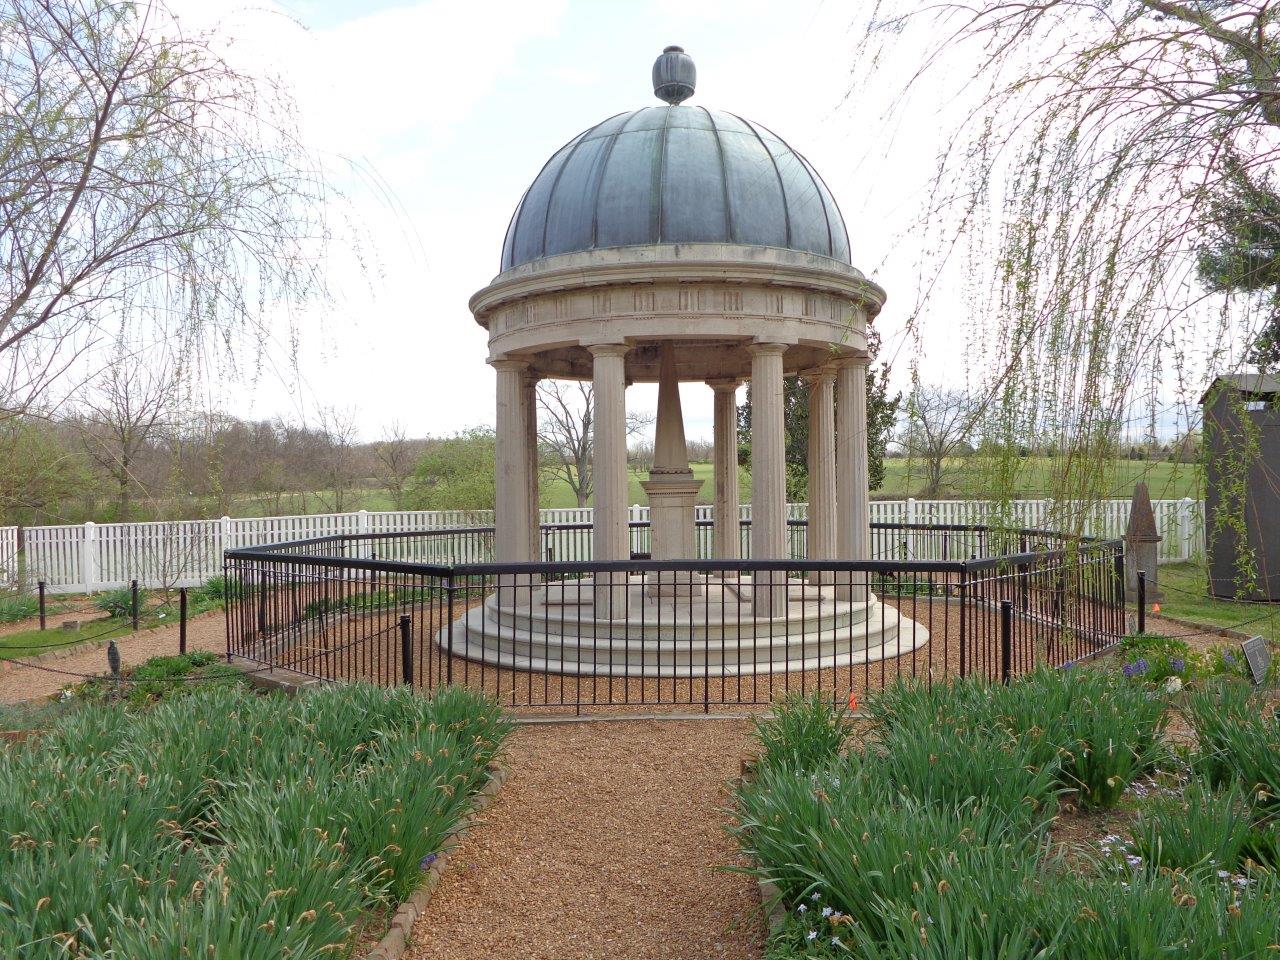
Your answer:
[225,522,1126,712]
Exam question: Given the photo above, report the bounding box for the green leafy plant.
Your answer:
[1184,681,1280,805]
[1130,780,1255,872]
[752,691,855,774]
[94,585,146,619]
[0,593,39,623]
[0,683,509,960]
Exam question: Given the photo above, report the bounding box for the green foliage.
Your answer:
[749,672,1280,960]
[403,428,496,511]
[1196,150,1280,367]
[94,585,145,619]
[867,667,1167,808]
[74,650,236,706]
[1184,681,1280,805]
[1130,781,1255,872]
[752,691,855,775]
[0,683,510,959]
[0,593,38,623]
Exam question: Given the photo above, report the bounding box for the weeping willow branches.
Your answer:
[0,0,340,415]
[859,0,1280,526]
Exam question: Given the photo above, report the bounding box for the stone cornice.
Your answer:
[470,244,887,325]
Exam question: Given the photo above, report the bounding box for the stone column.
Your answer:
[524,372,541,563]
[836,357,870,601]
[492,358,531,566]
[708,379,741,560]
[590,344,629,615]
[749,342,788,614]
[805,367,837,582]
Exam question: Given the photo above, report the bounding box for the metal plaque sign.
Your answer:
[1242,636,1272,686]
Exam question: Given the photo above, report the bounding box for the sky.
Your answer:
[155,0,960,444]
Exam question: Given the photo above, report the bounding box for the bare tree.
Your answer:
[80,346,180,520]
[538,381,653,507]
[0,0,332,413]
[900,386,983,498]
[374,421,416,508]
[312,407,360,513]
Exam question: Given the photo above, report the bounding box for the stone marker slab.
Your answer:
[1243,635,1271,686]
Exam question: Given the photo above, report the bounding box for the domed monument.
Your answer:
[450,47,928,676]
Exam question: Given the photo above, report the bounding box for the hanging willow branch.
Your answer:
[0,0,340,413]
[856,0,1280,534]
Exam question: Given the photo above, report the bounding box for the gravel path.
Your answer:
[0,611,226,704]
[405,718,764,960]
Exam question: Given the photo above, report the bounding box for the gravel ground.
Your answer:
[0,611,225,704]
[404,718,765,960]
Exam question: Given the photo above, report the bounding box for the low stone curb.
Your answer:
[363,760,509,960]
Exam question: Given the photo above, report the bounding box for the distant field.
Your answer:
[212,456,1199,516]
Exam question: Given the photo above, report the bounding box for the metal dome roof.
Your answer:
[500,104,851,272]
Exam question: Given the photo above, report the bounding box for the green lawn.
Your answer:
[1154,563,1280,644]
[879,456,1200,500]
[0,618,131,660]
[202,456,1201,516]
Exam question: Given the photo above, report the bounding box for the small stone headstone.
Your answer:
[1242,635,1271,686]
[60,620,80,631]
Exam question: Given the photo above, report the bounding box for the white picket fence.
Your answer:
[7,498,1203,595]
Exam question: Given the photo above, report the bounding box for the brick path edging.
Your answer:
[363,761,509,960]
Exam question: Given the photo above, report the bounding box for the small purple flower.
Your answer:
[1171,658,1185,674]
[1062,661,1076,671]
[419,853,438,871]
[1122,659,1149,678]
[1225,652,1237,664]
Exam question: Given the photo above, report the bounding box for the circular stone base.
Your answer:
[437,575,929,678]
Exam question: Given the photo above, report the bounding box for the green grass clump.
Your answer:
[0,683,510,959]
[752,691,856,775]
[1130,781,1255,872]
[0,593,39,623]
[93,585,145,619]
[742,671,1280,960]
[867,667,1167,808]
[1184,681,1280,804]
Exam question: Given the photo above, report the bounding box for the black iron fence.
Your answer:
[224,522,1126,712]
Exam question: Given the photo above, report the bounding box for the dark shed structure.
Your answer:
[1203,373,1280,600]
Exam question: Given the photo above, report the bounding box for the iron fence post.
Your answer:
[958,567,968,678]
[179,587,188,655]
[131,579,139,631]
[1000,599,1013,685]
[38,580,46,631]
[400,614,413,687]
[1137,570,1146,635]
[446,575,454,685]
